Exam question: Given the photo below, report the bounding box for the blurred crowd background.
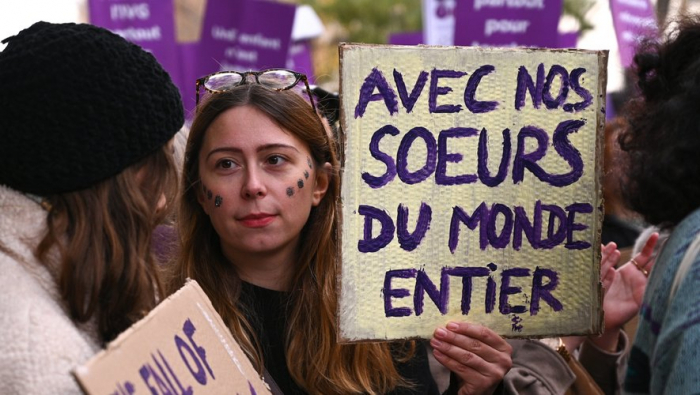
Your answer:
[3,0,700,94]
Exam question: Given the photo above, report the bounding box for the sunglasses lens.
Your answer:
[205,73,243,92]
[258,70,298,90]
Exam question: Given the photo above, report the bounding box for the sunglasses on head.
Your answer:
[195,68,317,113]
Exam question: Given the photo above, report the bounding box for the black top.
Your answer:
[240,282,440,394]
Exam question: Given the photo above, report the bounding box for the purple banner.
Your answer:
[388,32,423,46]
[610,0,657,68]
[453,0,563,48]
[558,31,578,48]
[88,0,181,96]
[198,0,295,73]
[286,40,315,84]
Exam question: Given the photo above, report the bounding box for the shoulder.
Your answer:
[0,251,100,393]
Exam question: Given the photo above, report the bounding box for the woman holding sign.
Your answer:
[0,22,184,393]
[169,71,513,394]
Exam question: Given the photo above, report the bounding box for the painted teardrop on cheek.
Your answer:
[215,195,223,207]
[286,187,295,197]
[297,179,304,189]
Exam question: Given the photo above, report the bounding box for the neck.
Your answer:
[223,246,297,292]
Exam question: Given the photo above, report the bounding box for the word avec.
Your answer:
[382,263,562,317]
[354,64,592,118]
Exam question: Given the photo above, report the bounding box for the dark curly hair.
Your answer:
[619,16,700,228]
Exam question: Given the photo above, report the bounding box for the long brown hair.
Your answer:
[36,144,177,344]
[170,84,409,393]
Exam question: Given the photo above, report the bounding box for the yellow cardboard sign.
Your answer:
[73,280,270,394]
[338,44,608,341]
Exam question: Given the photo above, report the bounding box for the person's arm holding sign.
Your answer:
[432,322,513,394]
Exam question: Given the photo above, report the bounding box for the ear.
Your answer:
[197,180,211,216]
[311,162,332,207]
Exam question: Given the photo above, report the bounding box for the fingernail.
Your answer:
[431,338,443,348]
[447,322,459,331]
[436,328,447,338]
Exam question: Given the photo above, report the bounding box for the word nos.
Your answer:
[382,263,562,318]
[474,0,545,10]
[110,3,150,21]
[354,64,592,117]
[108,318,257,395]
[358,200,592,253]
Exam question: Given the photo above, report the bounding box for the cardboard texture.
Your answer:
[73,280,270,394]
[338,44,607,341]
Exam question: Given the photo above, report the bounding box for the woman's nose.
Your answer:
[241,167,266,199]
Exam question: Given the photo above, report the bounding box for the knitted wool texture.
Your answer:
[0,21,184,195]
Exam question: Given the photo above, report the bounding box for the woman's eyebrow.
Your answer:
[257,143,300,153]
[206,147,242,160]
[205,144,300,160]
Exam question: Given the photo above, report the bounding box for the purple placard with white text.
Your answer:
[453,0,563,48]
[88,0,181,95]
[198,0,296,74]
[609,0,657,68]
[286,40,315,84]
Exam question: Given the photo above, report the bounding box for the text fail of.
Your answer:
[338,44,607,341]
[73,281,270,394]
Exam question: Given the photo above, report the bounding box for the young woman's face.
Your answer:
[197,105,329,264]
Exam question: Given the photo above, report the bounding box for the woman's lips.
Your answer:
[238,213,276,228]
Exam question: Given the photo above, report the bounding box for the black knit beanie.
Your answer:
[0,21,184,195]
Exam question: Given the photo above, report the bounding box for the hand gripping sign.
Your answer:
[338,44,608,341]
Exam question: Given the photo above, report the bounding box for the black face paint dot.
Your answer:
[307,157,313,169]
[207,190,212,200]
[304,170,309,179]
[297,179,304,189]
[214,195,222,207]
[286,187,295,197]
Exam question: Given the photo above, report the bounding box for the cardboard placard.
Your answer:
[338,44,607,341]
[73,280,270,394]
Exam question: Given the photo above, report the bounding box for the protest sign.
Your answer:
[88,0,181,92]
[338,44,607,341]
[198,0,295,73]
[73,280,270,394]
[610,0,657,68]
[453,0,562,48]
